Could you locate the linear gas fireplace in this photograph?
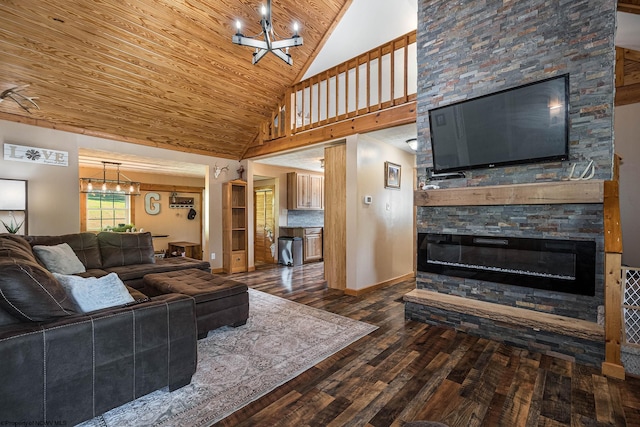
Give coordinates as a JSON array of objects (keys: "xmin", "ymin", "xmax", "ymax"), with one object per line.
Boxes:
[{"xmin": 417, "ymin": 233, "xmax": 596, "ymax": 296}]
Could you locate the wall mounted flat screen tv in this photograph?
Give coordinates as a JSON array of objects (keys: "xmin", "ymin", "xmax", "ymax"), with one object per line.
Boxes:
[{"xmin": 428, "ymin": 74, "xmax": 570, "ymax": 173}]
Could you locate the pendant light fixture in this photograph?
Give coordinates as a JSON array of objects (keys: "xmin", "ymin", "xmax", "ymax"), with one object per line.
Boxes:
[
  {"xmin": 232, "ymin": 0, "xmax": 303, "ymax": 65},
  {"xmin": 79, "ymin": 161, "xmax": 141, "ymax": 196}
]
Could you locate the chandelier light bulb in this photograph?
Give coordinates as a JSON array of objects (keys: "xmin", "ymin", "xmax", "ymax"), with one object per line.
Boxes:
[
  {"xmin": 129, "ymin": 183, "xmax": 134, "ymax": 193},
  {"xmin": 261, "ymin": 5, "xmax": 267, "ymax": 16},
  {"xmin": 236, "ymin": 20, "xmax": 242, "ymax": 31},
  {"xmin": 116, "ymin": 183, "xmax": 121, "ymax": 192},
  {"xmin": 102, "ymin": 182, "xmax": 107, "ymax": 191},
  {"xmin": 293, "ymin": 22, "xmax": 299, "ymax": 33},
  {"xmin": 87, "ymin": 180, "xmax": 93, "ymax": 191}
]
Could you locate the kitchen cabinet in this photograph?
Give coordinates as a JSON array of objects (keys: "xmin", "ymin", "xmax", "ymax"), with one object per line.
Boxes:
[
  {"xmin": 222, "ymin": 180, "xmax": 248, "ymax": 273},
  {"xmin": 302, "ymin": 227, "xmax": 323, "ymax": 262},
  {"xmin": 279, "ymin": 227, "xmax": 323, "ymax": 263},
  {"xmin": 287, "ymin": 172, "xmax": 324, "ymax": 210}
]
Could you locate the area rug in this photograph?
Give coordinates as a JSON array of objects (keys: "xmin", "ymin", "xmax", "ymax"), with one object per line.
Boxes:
[{"xmin": 79, "ymin": 289, "xmax": 377, "ymax": 427}]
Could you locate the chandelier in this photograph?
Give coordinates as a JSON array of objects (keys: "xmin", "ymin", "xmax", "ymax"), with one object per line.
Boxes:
[
  {"xmin": 79, "ymin": 161, "xmax": 141, "ymax": 196},
  {"xmin": 232, "ymin": 0, "xmax": 303, "ymax": 65}
]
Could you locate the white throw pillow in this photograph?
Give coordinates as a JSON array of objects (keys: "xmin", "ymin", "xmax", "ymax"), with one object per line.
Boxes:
[
  {"xmin": 33, "ymin": 243, "xmax": 87, "ymax": 274},
  {"xmin": 53, "ymin": 272, "xmax": 135, "ymax": 313}
]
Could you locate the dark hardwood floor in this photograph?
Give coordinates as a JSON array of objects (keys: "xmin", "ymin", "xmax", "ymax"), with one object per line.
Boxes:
[{"xmin": 215, "ymin": 262, "xmax": 640, "ymax": 427}]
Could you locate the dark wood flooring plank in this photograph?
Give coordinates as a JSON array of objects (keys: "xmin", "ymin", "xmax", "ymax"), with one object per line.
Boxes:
[
  {"xmin": 593, "ymin": 375, "xmax": 615, "ymax": 424},
  {"xmin": 326, "ymin": 380, "xmax": 387, "ymax": 427},
  {"xmin": 211, "ymin": 263, "xmax": 640, "ymax": 427},
  {"xmin": 497, "ymin": 357, "xmax": 539, "ymax": 426},
  {"xmin": 541, "ymin": 370, "xmax": 572, "ymax": 424}
]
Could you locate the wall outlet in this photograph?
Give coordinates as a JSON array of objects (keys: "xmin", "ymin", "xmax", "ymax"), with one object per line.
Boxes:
[{"xmin": 210, "ymin": 253, "xmax": 216, "ymax": 260}]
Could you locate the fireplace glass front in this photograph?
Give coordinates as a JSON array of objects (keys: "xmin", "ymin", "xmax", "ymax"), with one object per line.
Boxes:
[{"xmin": 418, "ymin": 233, "xmax": 596, "ymax": 296}]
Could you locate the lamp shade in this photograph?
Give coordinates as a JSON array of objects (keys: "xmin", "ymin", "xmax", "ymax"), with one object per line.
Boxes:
[{"xmin": 0, "ymin": 179, "xmax": 27, "ymax": 210}]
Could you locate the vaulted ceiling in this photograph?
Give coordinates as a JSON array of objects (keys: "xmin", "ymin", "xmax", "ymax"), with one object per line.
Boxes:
[{"xmin": 0, "ymin": 0, "xmax": 350, "ymax": 160}]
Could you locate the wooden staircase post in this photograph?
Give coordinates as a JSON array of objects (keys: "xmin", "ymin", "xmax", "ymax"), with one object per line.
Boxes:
[{"xmin": 602, "ymin": 180, "xmax": 625, "ymax": 379}]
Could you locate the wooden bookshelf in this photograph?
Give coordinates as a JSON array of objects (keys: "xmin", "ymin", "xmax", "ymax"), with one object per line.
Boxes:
[{"xmin": 222, "ymin": 180, "xmax": 248, "ymax": 273}]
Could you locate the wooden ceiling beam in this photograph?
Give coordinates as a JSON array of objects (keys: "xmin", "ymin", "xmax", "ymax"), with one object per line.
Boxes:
[
  {"xmin": 618, "ymin": 2, "xmax": 640, "ymax": 14},
  {"xmin": 0, "ymin": 111, "xmax": 239, "ymax": 159},
  {"xmin": 616, "ymin": 47, "xmax": 640, "ymax": 105},
  {"xmin": 616, "ymin": 82, "xmax": 640, "ymax": 106}
]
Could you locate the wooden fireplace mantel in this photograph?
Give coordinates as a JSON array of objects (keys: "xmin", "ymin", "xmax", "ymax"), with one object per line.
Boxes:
[{"xmin": 415, "ymin": 180, "xmax": 604, "ymax": 207}]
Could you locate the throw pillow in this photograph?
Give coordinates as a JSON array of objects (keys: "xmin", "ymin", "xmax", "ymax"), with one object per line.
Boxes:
[
  {"xmin": 0, "ymin": 258, "xmax": 77, "ymax": 322},
  {"xmin": 53, "ymin": 272, "xmax": 135, "ymax": 313},
  {"xmin": 26, "ymin": 233, "xmax": 103, "ymax": 269},
  {"xmin": 33, "ymin": 243, "xmax": 87, "ymax": 274}
]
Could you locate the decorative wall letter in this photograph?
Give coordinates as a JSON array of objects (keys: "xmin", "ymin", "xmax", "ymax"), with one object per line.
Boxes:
[{"xmin": 144, "ymin": 192, "xmax": 160, "ymax": 215}]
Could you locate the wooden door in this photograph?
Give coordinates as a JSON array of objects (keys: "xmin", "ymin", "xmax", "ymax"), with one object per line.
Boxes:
[{"xmin": 254, "ymin": 186, "xmax": 276, "ymax": 265}]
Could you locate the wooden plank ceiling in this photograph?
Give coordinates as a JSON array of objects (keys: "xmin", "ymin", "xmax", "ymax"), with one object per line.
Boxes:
[{"xmin": 0, "ymin": 0, "xmax": 349, "ymax": 159}]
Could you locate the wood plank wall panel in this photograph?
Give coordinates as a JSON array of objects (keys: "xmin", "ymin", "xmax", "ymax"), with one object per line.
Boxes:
[{"xmin": 0, "ymin": 0, "xmax": 349, "ymax": 159}]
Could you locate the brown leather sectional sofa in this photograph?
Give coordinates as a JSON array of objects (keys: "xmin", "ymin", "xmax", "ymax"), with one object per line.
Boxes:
[
  {"xmin": 25, "ymin": 231, "xmax": 211, "ymax": 293},
  {"xmin": 0, "ymin": 231, "xmax": 211, "ymax": 425}
]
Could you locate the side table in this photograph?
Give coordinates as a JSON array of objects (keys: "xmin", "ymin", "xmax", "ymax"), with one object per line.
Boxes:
[{"xmin": 168, "ymin": 241, "xmax": 202, "ymax": 260}]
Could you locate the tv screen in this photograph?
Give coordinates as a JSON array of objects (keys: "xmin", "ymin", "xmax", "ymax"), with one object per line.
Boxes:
[{"xmin": 428, "ymin": 74, "xmax": 569, "ymax": 173}]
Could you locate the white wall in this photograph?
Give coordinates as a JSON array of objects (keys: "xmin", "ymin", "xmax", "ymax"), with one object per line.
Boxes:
[
  {"xmin": 303, "ymin": 0, "xmax": 418, "ymax": 79},
  {"xmin": 1, "ymin": 122, "xmax": 81, "ymax": 235},
  {"xmin": 0, "ymin": 119, "xmax": 235, "ymax": 270},
  {"xmin": 615, "ymin": 103, "xmax": 640, "ymax": 267},
  {"xmin": 346, "ymin": 134, "xmax": 415, "ymax": 290}
]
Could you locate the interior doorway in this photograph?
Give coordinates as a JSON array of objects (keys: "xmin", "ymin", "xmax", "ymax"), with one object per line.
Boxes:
[{"xmin": 254, "ymin": 185, "xmax": 276, "ymax": 265}]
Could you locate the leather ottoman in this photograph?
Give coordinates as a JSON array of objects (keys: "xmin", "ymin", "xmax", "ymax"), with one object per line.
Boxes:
[{"xmin": 144, "ymin": 268, "xmax": 249, "ymax": 338}]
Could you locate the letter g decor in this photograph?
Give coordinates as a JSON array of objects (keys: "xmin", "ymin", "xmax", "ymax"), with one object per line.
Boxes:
[{"xmin": 144, "ymin": 192, "xmax": 161, "ymax": 215}]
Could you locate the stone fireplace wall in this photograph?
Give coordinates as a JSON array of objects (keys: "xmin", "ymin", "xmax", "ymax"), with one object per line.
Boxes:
[
  {"xmin": 413, "ymin": 0, "xmax": 616, "ymax": 324},
  {"xmin": 416, "ymin": 204, "xmax": 604, "ymax": 322}
]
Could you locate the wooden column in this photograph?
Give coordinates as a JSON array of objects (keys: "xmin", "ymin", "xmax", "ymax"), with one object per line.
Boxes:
[
  {"xmin": 602, "ymin": 180, "xmax": 625, "ymax": 379},
  {"xmin": 324, "ymin": 144, "xmax": 346, "ymax": 290}
]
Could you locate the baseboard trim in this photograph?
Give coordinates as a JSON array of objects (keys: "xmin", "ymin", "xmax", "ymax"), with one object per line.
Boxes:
[{"xmin": 344, "ymin": 272, "xmax": 415, "ymax": 296}]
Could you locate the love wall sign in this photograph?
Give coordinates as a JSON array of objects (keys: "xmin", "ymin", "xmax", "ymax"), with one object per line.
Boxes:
[{"xmin": 4, "ymin": 143, "xmax": 69, "ymax": 167}]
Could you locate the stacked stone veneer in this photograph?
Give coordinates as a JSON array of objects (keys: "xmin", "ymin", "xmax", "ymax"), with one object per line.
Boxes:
[{"xmin": 408, "ymin": 0, "xmax": 616, "ymax": 365}]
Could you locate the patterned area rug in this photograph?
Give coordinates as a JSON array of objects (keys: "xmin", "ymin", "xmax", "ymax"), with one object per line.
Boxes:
[{"xmin": 80, "ymin": 289, "xmax": 377, "ymax": 426}]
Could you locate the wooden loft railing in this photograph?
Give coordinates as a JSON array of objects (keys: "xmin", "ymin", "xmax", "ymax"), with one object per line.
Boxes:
[{"xmin": 259, "ymin": 31, "xmax": 417, "ymax": 144}]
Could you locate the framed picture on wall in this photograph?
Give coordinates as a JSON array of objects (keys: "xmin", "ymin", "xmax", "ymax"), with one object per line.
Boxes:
[{"xmin": 384, "ymin": 161, "xmax": 401, "ymax": 189}]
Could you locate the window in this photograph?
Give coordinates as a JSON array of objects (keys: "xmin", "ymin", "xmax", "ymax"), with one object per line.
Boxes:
[{"xmin": 85, "ymin": 193, "xmax": 130, "ymax": 231}]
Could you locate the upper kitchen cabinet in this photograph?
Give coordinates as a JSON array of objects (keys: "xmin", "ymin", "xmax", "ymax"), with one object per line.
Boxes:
[{"xmin": 287, "ymin": 172, "xmax": 324, "ymax": 210}]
